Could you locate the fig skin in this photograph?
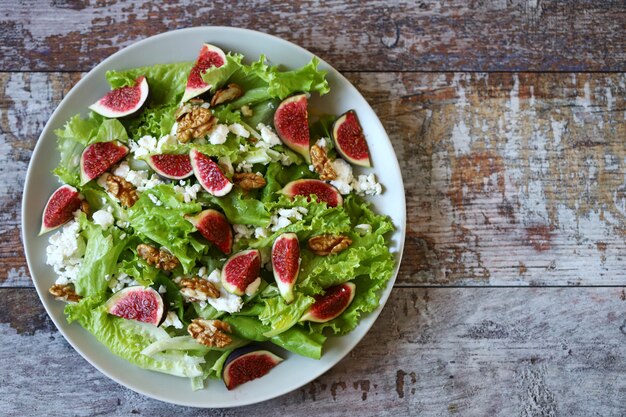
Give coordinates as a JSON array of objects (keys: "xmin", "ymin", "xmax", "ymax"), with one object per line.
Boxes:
[
  {"xmin": 331, "ymin": 110, "xmax": 372, "ymax": 167},
  {"xmin": 272, "ymin": 233, "xmax": 300, "ymax": 303},
  {"xmin": 79, "ymin": 141, "xmax": 129, "ymax": 185},
  {"xmin": 89, "ymin": 76, "xmax": 150, "ymax": 119},
  {"xmin": 182, "ymin": 44, "xmax": 227, "ymax": 103},
  {"xmin": 190, "ymin": 149, "xmax": 233, "ymax": 197},
  {"xmin": 185, "ymin": 209, "xmax": 233, "ymax": 255},
  {"xmin": 300, "ymin": 282, "xmax": 356, "ymax": 323},
  {"xmin": 105, "ymin": 286, "xmax": 165, "ymax": 326},
  {"xmin": 221, "ymin": 249, "xmax": 262, "ymax": 296},
  {"xmin": 147, "ymin": 153, "xmax": 193, "ymax": 180},
  {"xmin": 40, "ymin": 185, "xmax": 82, "ymax": 235},
  {"xmin": 222, "ymin": 346, "xmax": 283, "ymax": 390},
  {"xmin": 281, "ymin": 179, "xmax": 343, "ymax": 207},
  {"xmin": 273, "ymin": 94, "xmax": 311, "ymax": 162}
]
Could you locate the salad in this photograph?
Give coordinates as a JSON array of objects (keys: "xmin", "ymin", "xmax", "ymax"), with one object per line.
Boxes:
[{"xmin": 40, "ymin": 43, "xmax": 395, "ymax": 391}]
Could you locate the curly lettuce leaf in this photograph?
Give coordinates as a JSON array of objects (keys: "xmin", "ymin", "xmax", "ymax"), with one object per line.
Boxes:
[
  {"xmin": 202, "ymin": 188, "xmax": 271, "ymax": 227},
  {"xmin": 128, "ymin": 184, "xmax": 205, "ymax": 273},
  {"xmin": 258, "ymin": 291, "xmax": 314, "ymax": 337},
  {"xmin": 106, "ymin": 62, "xmax": 193, "ymax": 106},
  {"xmin": 200, "ymin": 53, "xmax": 244, "ymax": 92},
  {"xmin": 74, "ymin": 214, "xmax": 130, "ymax": 297},
  {"xmin": 261, "ymin": 162, "xmax": 315, "ymax": 203},
  {"xmin": 125, "ymin": 103, "xmax": 177, "ymax": 140},
  {"xmin": 65, "ymin": 299, "xmax": 204, "ymax": 378}
]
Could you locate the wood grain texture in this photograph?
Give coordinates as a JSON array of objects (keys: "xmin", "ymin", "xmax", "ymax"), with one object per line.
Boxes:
[
  {"xmin": 1, "ymin": 0, "xmax": 626, "ymax": 72},
  {"xmin": 2, "ymin": 72, "xmax": 625, "ymax": 286},
  {"xmin": 2, "ymin": 287, "xmax": 625, "ymax": 416}
]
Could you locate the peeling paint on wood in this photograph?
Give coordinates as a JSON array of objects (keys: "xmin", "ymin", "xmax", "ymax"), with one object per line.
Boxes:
[
  {"xmin": 1, "ymin": 287, "xmax": 624, "ymax": 416},
  {"xmin": 1, "ymin": 1, "xmax": 625, "ymax": 72},
  {"xmin": 2, "ymin": 72, "xmax": 625, "ymax": 286}
]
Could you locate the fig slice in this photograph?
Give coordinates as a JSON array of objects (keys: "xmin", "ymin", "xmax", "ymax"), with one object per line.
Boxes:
[
  {"xmin": 331, "ymin": 110, "xmax": 372, "ymax": 167},
  {"xmin": 221, "ymin": 249, "xmax": 262, "ymax": 296},
  {"xmin": 89, "ymin": 76, "xmax": 149, "ymax": 119},
  {"xmin": 190, "ymin": 149, "xmax": 233, "ymax": 197},
  {"xmin": 185, "ymin": 209, "xmax": 233, "ymax": 255},
  {"xmin": 223, "ymin": 346, "xmax": 283, "ymax": 390},
  {"xmin": 281, "ymin": 179, "xmax": 343, "ymax": 207},
  {"xmin": 105, "ymin": 286, "xmax": 165, "ymax": 326},
  {"xmin": 40, "ymin": 185, "xmax": 82, "ymax": 235},
  {"xmin": 80, "ymin": 141, "xmax": 129, "ymax": 185},
  {"xmin": 182, "ymin": 43, "xmax": 227, "ymax": 103},
  {"xmin": 147, "ymin": 153, "xmax": 193, "ymax": 180},
  {"xmin": 272, "ymin": 233, "xmax": 300, "ymax": 303},
  {"xmin": 300, "ymin": 282, "xmax": 356, "ymax": 323},
  {"xmin": 273, "ymin": 94, "xmax": 311, "ymax": 162}
]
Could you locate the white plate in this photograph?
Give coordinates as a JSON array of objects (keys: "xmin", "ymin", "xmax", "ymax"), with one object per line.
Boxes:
[{"xmin": 22, "ymin": 27, "xmax": 406, "ymax": 407}]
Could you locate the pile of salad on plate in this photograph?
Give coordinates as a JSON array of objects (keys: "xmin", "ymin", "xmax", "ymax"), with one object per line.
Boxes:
[{"xmin": 40, "ymin": 43, "xmax": 394, "ymax": 390}]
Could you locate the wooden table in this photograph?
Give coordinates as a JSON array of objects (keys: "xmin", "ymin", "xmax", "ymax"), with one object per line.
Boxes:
[{"xmin": 2, "ymin": 1, "xmax": 625, "ymax": 415}]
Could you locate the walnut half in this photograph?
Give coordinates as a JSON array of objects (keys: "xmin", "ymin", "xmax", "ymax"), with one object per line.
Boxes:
[
  {"xmin": 176, "ymin": 106, "xmax": 216, "ymax": 143},
  {"xmin": 188, "ymin": 319, "xmax": 232, "ymax": 348},
  {"xmin": 178, "ymin": 277, "xmax": 220, "ymax": 302},
  {"xmin": 137, "ymin": 243, "xmax": 180, "ymax": 271},
  {"xmin": 210, "ymin": 83, "xmax": 243, "ymax": 107},
  {"xmin": 308, "ymin": 234, "xmax": 352, "ymax": 256},
  {"xmin": 49, "ymin": 284, "xmax": 81, "ymax": 303},
  {"xmin": 233, "ymin": 172, "xmax": 266, "ymax": 191},
  {"xmin": 106, "ymin": 174, "xmax": 138, "ymax": 208},
  {"xmin": 310, "ymin": 144, "xmax": 337, "ymax": 180}
]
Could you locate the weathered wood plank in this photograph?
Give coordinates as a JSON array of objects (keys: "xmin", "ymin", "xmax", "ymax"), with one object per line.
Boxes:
[
  {"xmin": 2, "ymin": 287, "xmax": 625, "ymax": 416},
  {"xmin": 2, "ymin": 72, "xmax": 626, "ymax": 286},
  {"xmin": 1, "ymin": 0, "xmax": 626, "ymax": 72}
]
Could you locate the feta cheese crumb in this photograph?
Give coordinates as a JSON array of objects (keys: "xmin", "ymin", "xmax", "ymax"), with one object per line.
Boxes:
[
  {"xmin": 233, "ymin": 224, "xmax": 254, "ymax": 241},
  {"xmin": 256, "ymin": 123, "xmax": 282, "ymax": 147},
  {"xmin": 108, "ymin": 272, "xmax": 138, "ymax": 293},
  {"xmin": 116, "ymin": 220, "xmax": 130, "ymax": 229},
  {"xmin": 254, "ymin": 226, "xmax": 269, "ymax": 239},
  {"xmin": 156, "ymin": 134, "xmax": 177, "ymax": 152},
  {"xmin": 130, "ymin": 135, "xmax": 158, "ymax": 159},
  {"xmin": 269, "ymin": 206, "xmax": 308, "ymax": 231},
  {"xmin": 201, "ymin": 269, "xmax": 243, "ymax": 313},
  {"xmin": 112, "ymin": 161, "xmax": 131, "ymax": 178},
  {"xmin": 92, "ymin": 209, "xmax": 115, "ymax": 229},
  {"xmin": 228, "ymin": 123, "xmax": 250, "ymax": 138},
  {"xmin": 352, "ymin": 173, "xmax": 382, "ymax": 196},
  {"xmin": 174, "ymin": 183, "xmax": 202, "ymax": 203},
  {"xmin": 46, "ymin": 220, "xmax": 85, "ymax": 285},
  {"xmin": 315, "ymin": 137, "xmax": 328, "ymax": 148},
  {"xmin": 160, "ymin": 311, "xmax": 183, "ymax": 329},
  {"xmin": 236, "ymin": 161, "xmax": 253, "ymax": 173},
  {"xmin": 148, "ymin": 193, "xmax": 162, "ymax": 206},
  {"xmin": 329, "ymin": 158, "xmax": 354, "ymax": 195},
  {"xmin": 158, "ymin": 285, "xmax": 167, "ymax": 294},
  {"xmin": 355, "ymin": 223, "xmax": 372, "ymax": 235},
  {"xmin": 208, "ymin": 124, "xmax": 230, "ymax": 145}
]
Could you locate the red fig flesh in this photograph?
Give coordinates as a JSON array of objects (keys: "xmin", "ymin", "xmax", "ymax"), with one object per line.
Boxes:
[
  {"xmin": 185, "ymin": 209, "xmax": 233, "ymax": 254},
  {"xmin": 105, "ymin": 286, "xmax": 165, "ymax": 325},
  {"xmin": 300, "ymin": 282, "xmax": 356, "ymax": 323},
  {"xmin": 190, "ymin": 149, "xmax": 233, "ymax": 197},
  {"xmin": 281, "ymin": 179, "xmax": 343, "ymax": 207},
  {"xmin": 182, "ymin": 44, "xmax": 227, "ymax": 103},
  {"xmin": 147, "ymin": 153, "xmax": 193, "ymax": 180},
  {"xmin": 221, "ymin": 249, "xmax": 261, "ymax": 296},
  {"xmin": 272, "ymin": 233, "xmax": 300, "ymax": 303},
  {"xmin": 223, "ymin": 347, "xmax": 283, "ymax": 390},
  {"xmin": 273, "ymin": 94, "xmax": 310, "ymax": 162},
  {"xmin": 80, "ymin": 141, "xmax": 129, "ymax": 185},
  {"xmin": 89, "ymin": 76, "xmax": 149, "ymax": 118},
  {"xmin": 40, "ymin": 185, "xmax": 82, "ymax": 235},
  {"xmin": 332, "ymin": 110, "xmax": 372, "ymax": 167}
]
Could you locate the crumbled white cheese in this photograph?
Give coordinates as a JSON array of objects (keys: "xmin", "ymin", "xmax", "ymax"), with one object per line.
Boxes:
[
  {"xmin": 236, "ymin": 161, "xmax": 253, "ymax": 173},
  {"xmin": 199, "ymin": 269, "xmax": 243, "ymax": 313},
  {"xmin": 108, "ymin": 272, "xmax": 137, "ymax": 293},
  {"xmin": 156, "ymin": 134, "xmax": 177, "ymax": 152},
  {"xmin": 130, "ymin": 135, "xmax": 158, "ymax": 159},
  {"xmin": 315, "ymin": 137, "xmax": 328, "ymax": 148},
  {"xmin": 148, "ymin": 193, "xmax": 162, "ymax": 206},
  {"xmin": 233, "ymin": 224, "xmax": 254, "ymax": 241},
  {"xmin": 46, "ymin": 220, "xmax": 85, "ymax": 285},
  {"xmin": 208, "ymin": 124, "xmax": 230, "ymax": 145},
  {"xmin": 228, "ymin": 123, "xmax": 250, "ymax": 138},
  {"xmin": 269, "ymin": 206, "xmax": 308, "ymax": 231},
  {"xmin": 254, "ymin": 226, "xmax": 269, "ymax": 239},
  {"xmin": 116, "ymin": 220, "xmax": 130, "ymax": 229},
  {"xmin": 158, "ymin": 285, "xmax": 167, "ymax": 294},
  {"xmin": 92, "ymin": 208, "xmax": 115, "ymax": 229},
  {"xmin": 160, "ymin": 311, "xmax": 183, "ymax": 329},
  {"xmin": 125, "ymin": 169, "xmax": 149, "ymax": 188},
  {"xmin": 329, "ymin": 158, "xmax": 354, "ymax": 195},
  {"xmin": 355, "ymin": 223, "xmax": 372, "ymax": 235},
  {"xmin": 308, "ymin": 164, "xmax": 315, "ymax": 172},
  {"xmin": 256, "ymin": 123, "xmax": 282, "ymax": 147},
  {"xmin": 116, "ymin": 163, "xmax": 163, "ymax": 192},
  {"xmin": 173, "ymin": 183, "xmax": 202, "ymax": 203},
  {"xmin": 352, "ymin": 173, "xmax": 382, "ymax": 196}
]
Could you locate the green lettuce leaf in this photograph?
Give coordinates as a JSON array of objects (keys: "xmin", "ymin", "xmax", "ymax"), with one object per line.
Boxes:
[
  {"xmin": 74, "ymin": 214, "xmax": 130, "ymax": 297},
  {"xmin": 106, "ymin": 62, "xmax": 193, "ymax": 106},
  {"xmin": 258, "ymin": 291, "xmax": 314, "ymax": 337},
  {"xmin": 128, "ymin": 184, "xmax": 205, "ymax": 273},
  {"xmin": 65, "ymin": 299, "xmax": 204, "ymax": 378},
  {"xmin": 203, "ymin": 188, "xmax": 271, "ymax": 227}
]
